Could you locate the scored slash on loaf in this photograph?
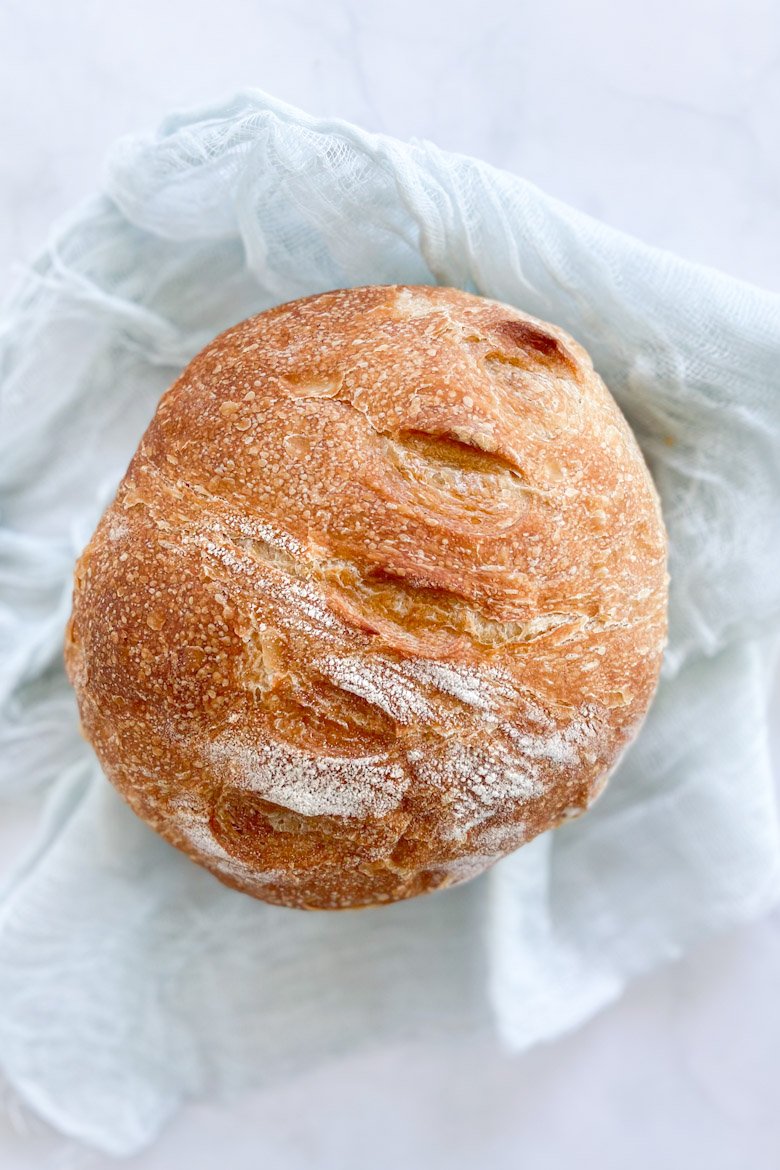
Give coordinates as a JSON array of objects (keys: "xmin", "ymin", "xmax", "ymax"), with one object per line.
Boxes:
[{"xmin": 65, "ymin": 285, "xmax": 668, "ymax": 909}]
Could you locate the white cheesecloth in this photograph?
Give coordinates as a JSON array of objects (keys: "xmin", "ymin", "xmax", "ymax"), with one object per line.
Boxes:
[{"xmin": 1, "ymin": 91, "xmax": 779, "ymax": 1155}]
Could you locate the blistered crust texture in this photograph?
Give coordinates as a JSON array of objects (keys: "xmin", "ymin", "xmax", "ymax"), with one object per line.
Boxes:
[{"xmin": 65, "ymin": 285, "xmax": 668, "ymax": 909}]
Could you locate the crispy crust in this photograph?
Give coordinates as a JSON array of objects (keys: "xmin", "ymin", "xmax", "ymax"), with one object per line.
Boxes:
[{"xmin": 65, "ymin": 285, "xmax": 668, "ymax": 909}]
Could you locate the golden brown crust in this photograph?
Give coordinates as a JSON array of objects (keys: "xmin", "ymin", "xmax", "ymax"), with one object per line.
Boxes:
[{"xmin": 65, "ymin": 285, "xmax": 668, "ymax": 909}]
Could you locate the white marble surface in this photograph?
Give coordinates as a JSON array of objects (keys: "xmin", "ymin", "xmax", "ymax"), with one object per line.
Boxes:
[{"xmin": 1, "ymin": 0, "xmax": 780, "ymax": 1166}]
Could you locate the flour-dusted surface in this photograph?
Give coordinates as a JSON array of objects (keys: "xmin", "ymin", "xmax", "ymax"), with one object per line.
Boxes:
[
  {"xmin": 64, "ymin": 285, "xmax": 668, "ymax": 909},
  {"xmin": 207, "ymin": 735, "xmax": 409, "ymax": 818}
]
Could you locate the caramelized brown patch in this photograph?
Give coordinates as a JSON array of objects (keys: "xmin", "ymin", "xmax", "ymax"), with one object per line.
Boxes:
[
  {"xmin": 393, "ymin": 428, "xmax": 523, "ymax": 476},
  {"xmin": 495, "ymin": 318, "xmax": 578, "ymax": 371}
]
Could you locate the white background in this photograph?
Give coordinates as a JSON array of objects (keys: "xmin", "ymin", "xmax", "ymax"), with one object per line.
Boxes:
[{"xmin": 2, "ymin": 1, "xmax": 780, "ymax": 1167}]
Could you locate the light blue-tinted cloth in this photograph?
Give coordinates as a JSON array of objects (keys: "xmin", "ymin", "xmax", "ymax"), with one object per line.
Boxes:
[{"xmin": 1, "ymin": 91, "xmax": 779, "ymax": 1155}]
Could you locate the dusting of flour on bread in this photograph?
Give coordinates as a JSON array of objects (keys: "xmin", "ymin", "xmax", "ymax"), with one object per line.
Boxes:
[{"xmin": 206, "ymin": 735, "xmax": 408, "ymax": 819}]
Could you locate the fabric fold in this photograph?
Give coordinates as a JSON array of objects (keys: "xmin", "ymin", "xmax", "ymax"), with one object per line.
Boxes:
[{"xmin": 1, "ymin": 89, "xmax": 779, "ymax": 1154}]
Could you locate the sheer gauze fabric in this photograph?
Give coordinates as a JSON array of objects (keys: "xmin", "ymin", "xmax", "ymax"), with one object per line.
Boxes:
[{"xmin": 1, "ymin": 91, "xmax": 779, "ymax": 1156}]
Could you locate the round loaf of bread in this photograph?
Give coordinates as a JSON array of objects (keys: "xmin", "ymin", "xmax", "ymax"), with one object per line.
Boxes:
[{"xmin": 65, "ymin": 285, "xmax": 668, "ymax": 910}]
